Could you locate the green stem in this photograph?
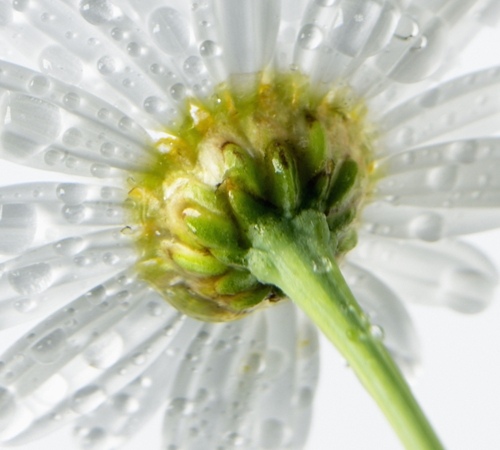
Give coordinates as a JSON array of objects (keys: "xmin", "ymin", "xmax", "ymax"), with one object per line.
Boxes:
[{"xmin": 247, "ymin": 211, "xmax": 444, "ymax": 450}]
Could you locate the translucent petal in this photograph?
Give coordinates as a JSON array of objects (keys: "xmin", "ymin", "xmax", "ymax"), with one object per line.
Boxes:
[
  {"xmin": 0, "ymin": 227, "xmax": 136, "ymax": 329},
  {"xmin": 160, "ymin": 301, "xmax": 319, "ymax": 450},
  {"xmin": 342, "ymin": 262, "xmax": 421, "ymax": 375},
  {"xmin": 374, "ymin": 138, "xmax": 500, "ymax": 208},
  {"xmin": 0, "ymin": 0, "xmax": 186, "ymax": 125},
  {"xmin": 0, "ymin": 62, "xmax": 155, "ymax": 177},
  {"xmin": 349, "ymin": 234, "xmax": 498, "ymax": 313},
  {"xmin": 293, "ymin": 0, "xmax": 400, "ymax": 87},
  {"xmin": 380, "ymin": 67, "xmax": 500, "ymax": 153},
  {"xmin": 0, "ymin": 273, "xmax": 182, "ymax": 444},
  {"xmin": 73, "ymin": 317, "xmax": 206, "ymax": 450}
]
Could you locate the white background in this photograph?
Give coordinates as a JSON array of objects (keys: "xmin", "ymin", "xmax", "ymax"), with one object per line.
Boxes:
[{"xmin": 1, "ymin": 17, "xmax": 500, "ymax": 450}]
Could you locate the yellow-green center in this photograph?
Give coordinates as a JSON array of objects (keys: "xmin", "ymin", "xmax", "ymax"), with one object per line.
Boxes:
[{"xmin": 129, "ymin": 73, "xmax": 375, "ymax": 321}]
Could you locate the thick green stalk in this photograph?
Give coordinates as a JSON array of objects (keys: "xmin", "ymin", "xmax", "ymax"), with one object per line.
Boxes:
[{"xmin": 247, "ymin": 210, "xmax": 444, "ymax": 450}]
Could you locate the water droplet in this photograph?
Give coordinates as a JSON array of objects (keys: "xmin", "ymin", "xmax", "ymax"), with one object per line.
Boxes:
[
  {"xmin": 12, "ymin": 0, "xmax": 29, "ymax": 12},
  {"xmin": 56, "ymin": 183, "xmax": 88, "ymax": 205},
  {"xmin": 114, "ymin": 393, "xmax": 140, "ymax": 414},
  {"xmin": 170, "ymin": 83, "xmax": 186, "ymax": 101},
  {"xmin": 149, "ymin": 8, "xmax": 190, "ymax": 55},
  {"xmin": 183, "ymin": 55, "xmax": 203, "ymax": 76},
  {"xmin": 411, "ymin": 35, "xmax": 428, "ymax": 50},
  {"xmin": 118, "ymin": 116, "xmax": 133, "ymax": 131},
  {"xmin": 448, "ymin": 141, "xmax": 477, "ymax": 164},
  {"xmin": 62, "ymin": 127, "xmax": 83, "ymax": 147},
  {"xmin": 78, "ymin": 427, "xmax": 108, "ymax": 448},
  {"xmin": 44, "ymin": 148, "xmax": 65, "ymax": 166},
  {"xmin": 241, "ymin": 352, "xmax": 264, "ymax": 375},
  {"xmin": 97, "ymin": 108, "xmax": 110, "ymax": 120},
  {"xmin": 63, "ymin": 92, "xmax": 80, "ymax": 110},
  {"xmin": 127, "ymin": 41, "xmax": 144, "ymax": 57},
  {"xmin": 408, "ymin": 213, "xmax": 444, "ymax": 241},
  {"xmin": 84, "ymin": 332, "xmax": 123, "ymax": 369},
  {"xmin": 62, "ymin": 204, "xmax": 87, "ymax": 224},
  {"xmin": 394, "ymin": 15, "xmax": 419, "ymax": 40},
  {"xmin": 296, "ymin": 387, "xmax": 313, "ymax": 408},
  {"xmin": 426, "ymin": 165, "xmax": 458, "ymax": 191},
  {"xmin": 370, "ymin": 324, "xmax": 385, "ymax": 340},
  {"xmin": 97, "ymin": 56, "xmax": 118, "ymax": 75},
  {"xmin": 8, "ymin": 263, "xmax": 52, "ymax": 295},
  {"xmin": 30, "ymin": 328, "xmax": 66, "ymax": 363},
  {"xmin": 72, "ymin": 385, "xmax": 106, "ymax": 414},
  {"xmin": 132, "ymin": 352, "xmax": 146, "ymax": 366},
  {"xmin": 80, "ymin": 0, "xmax": 120, "ymax": 25},
  {"xmin": 419, "ymin": 89, "xmax": 442, "ymax": 108},
  {"xmin": 315, "ymin": 0, "xmax": 335, "ymax": 6},
  {"xmin": 0, "ymin": 387, "xmax": 15, "ymax": 429},
  {"xmin": 199, "ymin": 40, "xmax": 221, "ymax": 57},
  {"xmin": 439, "ymin": 268, "xmax": 495, "ymax": 313},
  {"xmin": 143, "ymin": 96, "xmax": 165, "ymax": 114},
  {"xmin": 147, "ymin": 301, "xmax": 164, "ymax": 317},
  {"xmin": 259, "ymin": 419, "xmax": 285, "ymax": 448},
  {"xmin": 13, "ymin": 297, "xmax": 37, "ymax": 313},
  {"xmin": 298, "ymin": 24, "xmax": 323, "ymax": 50},
  {"xmin": 91, "ymin": 163, "xmax": 111, "ymax": 178},
  {"xmin": 28, "ymin": 75, "xmax": 51, "ymax": 95},
  {"xmin": 166, "ymin": 397, "xmax": 194, "ymax": 416},
  {"xmin": 85, "ymin": 285, "xmax": 107, "ymax": 304}
]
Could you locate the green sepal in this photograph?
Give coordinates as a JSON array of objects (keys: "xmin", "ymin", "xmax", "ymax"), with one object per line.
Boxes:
[
  {"xmin": 226, "ymin": 285, "xmax": 274, "ymax": 311},
  {"xmin": 169, "ymin": 243, "xmax": 228, "ymax": 276},
  {"xmin": 226, "ymin": 187, "xmax": 273, "ymax": 232},
  {"xmin": 222, "ymin": 143, "xmax": 264, "ymax": 197},
  {"xmin": 183, "ymin": 206, "xmax": 240, "ymax": 250},
  {"xmin": 302, "ymin": 159, "xmax": 335, "ymax": 210},
  {"xmin": 215, "ymin": 269, "xmax": 259, "ymax": 295},
  {"xmin": 306, "ymin": 120, "xmax": 328, "ymax": 177},
  {"xmin": 265, "ymin": 141, "xmax": 301, "ymax": 216},
  {"xmin": 327, "ymin": 159, "xmax": 358, "ymax": 208}
]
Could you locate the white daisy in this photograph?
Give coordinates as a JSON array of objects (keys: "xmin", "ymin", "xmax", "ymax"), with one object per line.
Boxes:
[{"xmin": 0, "ymin": 1, "xmax": 499, "ymax": 449}]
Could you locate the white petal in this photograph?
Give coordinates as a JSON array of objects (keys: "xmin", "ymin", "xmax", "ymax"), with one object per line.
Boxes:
[
  {"xmin": 342, "ymin": 262, "xmax": 421, "ymax": 375},
  {"xmin": 374, "ymin": 138, "xmax": 500, "ymax": 208},
  {"xmin": 349, "ymin": 234, "xmax": 498, "ymax": 313},
  {"xmin": 160, "ymin": 301, "xmax": 319, "ymax": 450},
  {"xmin": 0, "ymin": 183, "xmax": 130, "ymax": 256},
  {"xmin": 0, "ymin": 62, "xmax": 155, "ymax": 177},
  {"xmin": 0, "ymin": 227, "xmax": 136, "ymax": 329},
  {"xmin": 0, "ymin": 273, "xmax": 182, "ymax": 445},
  {"xmin": 380, "ymin": 67, "xmax": 500, "ymax": 153}
]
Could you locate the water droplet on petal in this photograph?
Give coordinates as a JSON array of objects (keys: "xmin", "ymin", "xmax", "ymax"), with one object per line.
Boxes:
[
  {"xmin": 8, "ymin": 263, "xmax": 53, "ymax": 295},
  {"xmin": 97, "ymin": 56, "xmax": 118, "ymax": 75},
  {"xmin": 72, "ymin": 385, "xmax": 106, "ymax": 414},
  {"xmin": 30, "ymin": 328, "xmax": 67, "ymax": 363},
  {"xmin": 298, "ymin": 24, "xmax": 323, "ymax": 50},
  {"xmin": 114, "ymin": 393, "xmax": 140, "ymax": 414},
  {"xmin": 56, "ymin": 183, "xmax": 88, "ymax": 204},
  {"xmin": 426, "ymin": 165, "xmax": 458, "ymax": 191},
  {"xmin": 28, "ymin": 75, "xmax": 51, "ymax": 95},
  {"xmin": 408, "ymin": 213, "xmax": 444, "ymax": 241},
  {"xmin": 199, "ymin": 40, "xmax": 221, "ymax": 57},
  {"xmin": 80, "ymin": 0, "xmax": 120, "ymax": 25},
  {"xmin": 259, "ymin": 419, "xmax": 285, "ymax": 448}
]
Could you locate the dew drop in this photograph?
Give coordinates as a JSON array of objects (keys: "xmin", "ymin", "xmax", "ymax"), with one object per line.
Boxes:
[
  {"xmin": 241, "ymin": 352, "xmax": 264, "ymax": 375},
  {"xmin": 183, "ymin": 55, "xmax": 203, "ymax": 76},
  {"xmin": 439, "ymin": 268, "xmax": 495, "ymax": 313},
  {"xmin": 170, "ymin": 83, "xmax": 186, "ymax": 101},
  {"xmin": 80, "ymin": 0, "xmax": 120, "ymax": 25},
  {"xmin": 30, "ymin": 328, "xmax": 66, "ymax": 363},
  {"xmin": 0, "ymin": 387, "xmax": 15, "ymax": 429},
  {"xmin": 114, "ymin": 393, "xmax": 140, "ymax": 414},
  {"xmin": 127, "ymin": 42, "xmax": 144, "ymax": 57},
  {"xmin": 91, "ymin": 163, "xmax": 111, "ymax": 178},
  {"xmin": 72, "ymin": 385, "xmax": 106, "ymax": 414},
  {"xmin": 62, "ymin": 204, "xmax": 87, "ymax": 224},
  {"xmin": 199, "ymin": 40, "xmax": 221, "ymax": 57},
  {"xmin": 56, "ymin": 183, "xmax": 88, "ymax": 205},
  {"xmin": 370, "ymin": 324, "xmax": 385, "ymax": 340},
  {"xmin": 63, "ymin": 92, "xmax": 80, "ymax": 110},
  {"xmin": 448, "ymin": 141, "xmax": 477, "ymax": 164},
  {"xmin": 97, "ymin": 56, "xmax": 118, "ymax": 75},
  {"xmin": 259, "ymin": 419, "xmax": 285, "ymax": 448},
  {"xmin": 143, "ymin": 96, "xmax": 165, "ymax": 114},
  {"xmin": 8, "ymin": 263, "xmax": 52, "ymax": 295},
  {"xmin": 166, "ymin": 397, "xmax": 194, "ymax": 416},
  {"xmin": 12, "ymin": 0, "xmax": 29, "ymax": 12},
  {"xmin": 85, "ymin": 285, "xmax": 107, "ymax": 304},
  {"xmin": 28, "ymin": 75, "xmax": 51, "ymax": 95},
  {"xmin": 62, "ymin": 128, "xmax": 83, "ymax": 147},
  {"xmin": 44, "ymin": 149, "xmax": 65, "ymax": 166},
  {"xmin": 297, "ymin": 24, "xmax": 323, "ymax": 50},
  {"xmin": 84, "ymin": 332, "xmax": 123, "ymax": 369},
  {"xmin": 408, "ymin": 213, "xmax": 444, "ymax": 242},
  {"xmin": 296, "ymin": 387, "xmax": 313, "ymax": 408},
  {"xmin": 13, "ymin": 297, "xmax": 37, "ymax": 313},
  {"xmin": 426, "ymin": 165, "xmax": 458, "ymax": 191}
]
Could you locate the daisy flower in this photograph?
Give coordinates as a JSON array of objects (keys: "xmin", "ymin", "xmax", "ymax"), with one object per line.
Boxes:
[{"xmin": 0, "ymin": 0, "xmax": 499, "ymax": 449}]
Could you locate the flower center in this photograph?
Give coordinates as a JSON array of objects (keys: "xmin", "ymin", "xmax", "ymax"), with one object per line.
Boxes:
[{"xmin": 129, "ymin": 73, "xmax": 375, "ymax": 322}]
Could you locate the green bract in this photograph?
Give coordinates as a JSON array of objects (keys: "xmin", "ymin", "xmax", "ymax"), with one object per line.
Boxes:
[{"xmin": 129, "ymin": 74, "xmax": 375, "ymax": 321}]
